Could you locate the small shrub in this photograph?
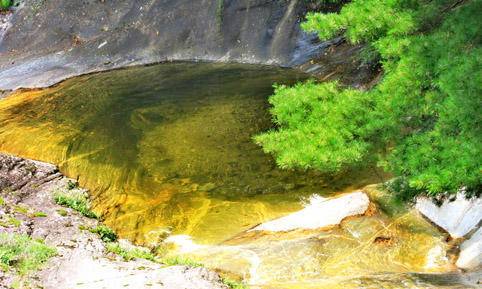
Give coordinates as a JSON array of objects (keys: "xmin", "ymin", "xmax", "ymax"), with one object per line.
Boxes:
[
  {"xmin": 56, "ymin": 209, "xmax": 68, "ymax": 217},
  {"xmin": 13, "ymin": 205, "xmax": 29, "ymax": 215},
  {"xmin": 0, "ymin": 217, "xmax": 20, "ymax": 228},
  {"xmin": 106, "ymin": 243, "xmax": 156, "ymax": 262},
  {"xmin": 0, "ymin": 233, "xmax": 56, "ymax": 275},
  {"xmin": 386, "ymin": 177, "xmax": 424, "ymax": 203},
  {"xmin": 32, "ymin": 212, "xmax": 47, "ymax": 218},
  {"xmin": 66, "ymin": 180, "xmax": 77, "ymax": 190},
  {"xmin": 90, "ymin": 225, "xmax": 117, "ymax": 242},
  {"xmin": 78, "ymin": 225, "xmax": 88, "ymax": 231},
  {"xmin": 0, "ymin": 0, "xmax": 12, "ymax": 10},
  {"xmin": 7, "ymin": 217, "xmax": 21, "ymax": 227},
  {"xmin": 222, "ymin": 278, "xmax": 249, "ymax": 289},
  {"xmin": 162, "ymin": 256, "xmax": 203, "ymax": 267},
  {"xmin": 54, "ymin": 190, "xmax": 97, "ymax": 219}
]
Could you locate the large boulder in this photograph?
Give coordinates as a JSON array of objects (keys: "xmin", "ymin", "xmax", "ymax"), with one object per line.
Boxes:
[
  {"xmin": 252, "ymin": 191, "xmax": 370, "ymax": 232},
  {"xmin": 456, "ymin": 227, "xmax": 482, "ymax": 270},
  {"xmin": 415, "ymin": 193, "xmax": 482, "ymax": 238}
]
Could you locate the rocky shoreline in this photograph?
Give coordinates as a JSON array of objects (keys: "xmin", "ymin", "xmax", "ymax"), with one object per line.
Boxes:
[
  {"xmin": 0, "ymin": 153, "xmax": 230, "ymax": 289},
  {"xmin": 0, "ymin": 153, "xmax": 480, "ymax": 288}
]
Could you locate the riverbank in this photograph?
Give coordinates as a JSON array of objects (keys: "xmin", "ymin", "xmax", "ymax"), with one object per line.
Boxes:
[{"xmin": 0, "ymin": 153, "xmax": 232, "ymax": 289}]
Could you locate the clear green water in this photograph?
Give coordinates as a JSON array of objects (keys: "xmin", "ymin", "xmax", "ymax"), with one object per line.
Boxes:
[{"xmin": 0, "ymin": 63, "xmax": 470, "ymax": 288}]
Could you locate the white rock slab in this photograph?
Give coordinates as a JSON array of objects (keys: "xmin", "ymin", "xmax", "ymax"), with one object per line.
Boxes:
[
  {"xmin": 252, "ymin": 191, "xmax": 370, "ymax": 232},
  {"xmin": 165, "ymin": 235, "xmax": 206, "ymax": 253},
  {"xmin": 415, "ymin": 193, "xmax": 482, "ymax": 238},
  {"xmin": 456, "ymin": 227, "xmax": 482, "ymax": 270}
]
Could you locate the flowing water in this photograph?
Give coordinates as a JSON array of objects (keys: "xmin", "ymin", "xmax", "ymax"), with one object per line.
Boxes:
[{"xmin": 0, "ymin": 63, "xmax": 472, "ymax": 288}]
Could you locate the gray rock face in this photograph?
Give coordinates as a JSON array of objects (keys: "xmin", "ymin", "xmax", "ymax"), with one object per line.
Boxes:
[
  {"xmin": 0, "ymin": 0, "xmax": 321, "ymax": 90},
  {"xmin": 456, "ymin": 227, "xmax": 482, "ymax": 270},
  {"xmin": 415, "ymin": 193, "xmax": 482, "ymax": 238}
]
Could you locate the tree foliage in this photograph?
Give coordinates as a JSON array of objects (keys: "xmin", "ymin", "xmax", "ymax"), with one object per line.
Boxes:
[
  {"xmin": 256, "ymin": 82, "xmax": 374, "ymax": 173},
  {"xmin": 0, "ymin": 233, "xmax": 56, "ymax": 275},
  {"xmin": 256, "ymin": 0, "xmax": 481, "ymax": 197},
  {"xmin": 0, "ymin": 0, "xmax": 12, "ymax": 10}
]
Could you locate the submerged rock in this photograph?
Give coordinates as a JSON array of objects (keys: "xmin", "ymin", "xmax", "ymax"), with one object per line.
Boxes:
[
  {"xmin": 415, "ymin": 193, "xmax": 482, "ymax": 238},
  {"xmin": 252, "ymin": 191, "xmax": 370, "ymax": 232},
  {"xmin": 456, "ymin": 227, "xmax": 482, "ymax": 270}
]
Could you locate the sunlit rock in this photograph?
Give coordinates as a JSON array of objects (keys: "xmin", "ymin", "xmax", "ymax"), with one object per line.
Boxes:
[
  {"xmin": 251, "ymin": 192, "xmax": 370, "ymax": 232},
  {"xmin": 456, "ymin": 227, "xmax": 482, "ymax": 270},
  {"xmin": 425, "ymin": 245, "xmax": 449, "ymax": 270},
  {"xmin": 165, "ymin": 235, "xmax": 206, "ymax": 254},
  {"xmin": 415, "ymin": 193, "xmax": 482, "ymax": 238}
]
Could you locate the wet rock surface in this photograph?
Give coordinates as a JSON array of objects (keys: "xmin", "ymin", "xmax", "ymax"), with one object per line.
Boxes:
[
  {"xmin": 296, "ymin": 37, "xmax": 382, "ymax": 88},
  {"xmin": 0, "ymin": 10, "xmax": 12, "ymax": 42},
  {"xmin": 0, "ymin": 153, "xmax": 228, "ymax": 289},
  {"xmin": 456, "ymin": 227, "xmax": 482, "ymax": 270},
  {"xmin": 415, "ymin": 192, "xmax": 482, "ymax": 238},
  {"xmin": 0, "ymin": 0, "xmax": 321, "ymax": 90},
  {"xmin": 0, "ymin": 1, "xmax": 377, "ymax": 91}
]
